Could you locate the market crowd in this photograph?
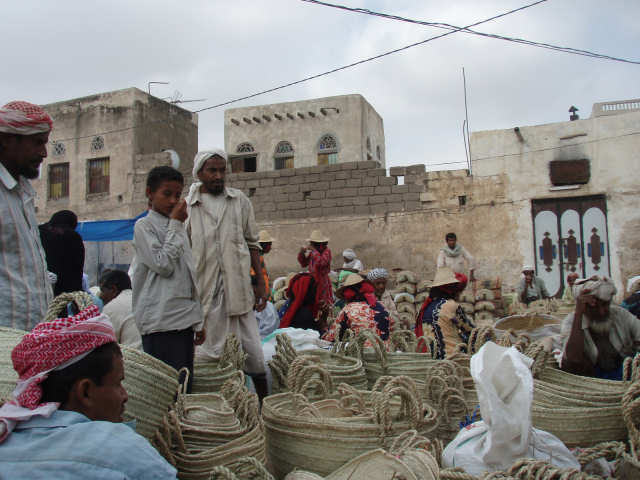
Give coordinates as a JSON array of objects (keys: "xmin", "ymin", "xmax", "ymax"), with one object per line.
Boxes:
[{"xmin": 1, "ymin": 100, "xmax": 640, "ymax": 477}]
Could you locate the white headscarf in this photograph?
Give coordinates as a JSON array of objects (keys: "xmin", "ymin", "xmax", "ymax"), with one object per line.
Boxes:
[
  {"xmin": 342, "ymin": 249, "xmax": 356, "ymax": 261},
  {"xmin": 188, "ymin": 148, "xmax": 229, "ymax": 200},
  {"xmin": 572, "ymin": 276, "xmax": 617, "ymax": 302}
]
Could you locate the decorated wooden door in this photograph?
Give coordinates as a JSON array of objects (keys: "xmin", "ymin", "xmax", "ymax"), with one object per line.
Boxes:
[{"xmin": 531, "ymin": 196, "xmax": 610, "ymax": 297}]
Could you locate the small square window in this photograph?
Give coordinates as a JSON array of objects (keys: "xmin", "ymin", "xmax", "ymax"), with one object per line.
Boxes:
[
  {"xmin": 48, "ymin": 163, "xmax": 69, "ymax": 200},
  {"xmin": 88, "ymin": 157, "xmax": 110, "ymax": 195},
  {"xmin": 458, "ymin": 195, "xmax": 467, "ymax": 207}
]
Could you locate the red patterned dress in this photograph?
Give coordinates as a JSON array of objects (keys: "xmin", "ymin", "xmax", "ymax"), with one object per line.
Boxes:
[{"xmin": 297, "ymin": 247, "xmax": 333, "ymax": 310}]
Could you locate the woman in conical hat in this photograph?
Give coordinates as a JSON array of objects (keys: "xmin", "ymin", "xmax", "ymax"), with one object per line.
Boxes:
[
  {"xmin": 415, "ymin": 267, "xmax": 474, "ymax": 358},
  {"xmin": 297, "ymin": 230, "xmax": 333, "ymax": 327}
]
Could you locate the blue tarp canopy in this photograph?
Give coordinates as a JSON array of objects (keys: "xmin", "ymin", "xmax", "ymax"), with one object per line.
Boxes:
[{"xmin": 76, "ymin": 211, "xmax": 147, "ymax": 242}]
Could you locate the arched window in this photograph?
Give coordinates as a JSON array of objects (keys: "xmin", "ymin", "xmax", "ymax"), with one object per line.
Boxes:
[
  {"xmin": 236, "ymin": 142, "xmax": 255, "ymax": 153},
  {"xmin": 317, "ymin": 134, "xmax": 338, "ymax": 165},
  {"xmin": 274, "ymin": 141, "xmax": 294, "ymax": 170},
  {"xmin": 231, "ymin": 142, "xmax": 257, "ymax": 172}
]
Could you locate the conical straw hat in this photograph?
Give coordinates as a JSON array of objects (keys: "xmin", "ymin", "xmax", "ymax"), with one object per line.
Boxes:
[
  {"xmin": 431, "ymin": 267, "xmax": 460, "ymax": 288},
  {"xmin": 307, "ymin": 230, "xmax": 329, "ymax": 243}
]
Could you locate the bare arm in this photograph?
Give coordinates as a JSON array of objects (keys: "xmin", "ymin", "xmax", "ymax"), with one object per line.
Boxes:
[{"xmin": 250, "ymin": 248, "xmax": 267, "ymax": 312}]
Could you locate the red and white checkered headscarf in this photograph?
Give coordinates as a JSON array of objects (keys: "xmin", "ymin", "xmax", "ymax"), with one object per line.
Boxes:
[
  {"xmin": 0, "ymin": 305, "xmax": 116, "ymax": 442},
  {"xmin": 0, "ymin": 101, "xmax": 53, "ymax": 135}
]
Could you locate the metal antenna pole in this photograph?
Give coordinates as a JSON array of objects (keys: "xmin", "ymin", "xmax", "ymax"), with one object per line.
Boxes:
[{"xmin": 463, "ymin": 67, "xmax": 472, "ymax": 175}]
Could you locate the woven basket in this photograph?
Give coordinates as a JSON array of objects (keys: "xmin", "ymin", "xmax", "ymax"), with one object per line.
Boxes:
[
  {"xmin": 263, "ymin": 376, "xmax": 438, "ymax": 478},
  {"xmin": 396, "ymin": 271, "xmax": 417, "ymax": 284},
  {"xmin": 192, "ymin": 335, "xmax": 246, "ymax": 394},
  {"xmin": 416, "ymin": 280, "xmax": 432, "ymax": 294},
  {"xmin": 395, "ymin": 282, "xmax": 417, "ymax": 295},
  {"xmin": 475, "ymin": 289, "xmax": 495, "ymax": 302},
  {"xmin": 121, "ymin": 346, "xmax": 179, "ymax": 440},
  {"xmin": 397, "ymin": 303, "xmax": 416, "ymax": 315},
  {"xmin": 494, "ymin": 313, "xmax": 559, "ymax": 332},
  {"xmin": 0, "ymin": 327, "xmax": 26, "ymax": 402}
]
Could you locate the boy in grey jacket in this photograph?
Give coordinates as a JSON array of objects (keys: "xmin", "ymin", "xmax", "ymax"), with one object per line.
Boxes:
[{"xmin": 132, "ymin": 166, "xmax": 205, "ymax": 392}]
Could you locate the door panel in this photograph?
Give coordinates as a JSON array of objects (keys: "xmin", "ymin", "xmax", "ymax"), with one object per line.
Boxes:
[
  {"xmin": 560, "ymin": 209, "xmax": 582, "ymax": 274},
  {"xmin": 534, "ymin": 210, "xmax": 561, "ymax": 297},
  {"xmin": 582, "ymin": 206, "xmax": 610, "ymax": 278}
]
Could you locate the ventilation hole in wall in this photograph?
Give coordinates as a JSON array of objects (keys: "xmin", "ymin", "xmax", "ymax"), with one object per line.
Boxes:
[
  {"xmin": 303, "ymin": 191, "xmax": 311, "ymax": 200},
  {"xmin": 458, "ymin": 195, "xmax": 467, "ymax": 207},
  {"xmin": 249, "ymin": 188, "xmax": 256, "ymax": 197},
  {"xmin": 397, "ymin": 175, "xmax": 405, "ymax": 185},
  {"xmin": 117, "ymin": 194, "xmax": 123, "ymax": 203}
]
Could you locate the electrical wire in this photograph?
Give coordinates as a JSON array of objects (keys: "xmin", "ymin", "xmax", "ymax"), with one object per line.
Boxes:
[
  {"xmin": 301, "ymin": 0, "xmax": 640, "ymax": 65},
  {"xmin": 50, "ymin": 0, "xmax": 547, "ymax": 144}
]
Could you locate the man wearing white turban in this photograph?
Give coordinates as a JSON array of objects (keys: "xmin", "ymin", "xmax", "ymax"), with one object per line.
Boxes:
[
  {"xmin": 185, "ymin": 149, "xmax": 268, "ymax": 401},
  {"xmin": 560, "ymin": 275, "xmax": 640, "ymax": 379}
]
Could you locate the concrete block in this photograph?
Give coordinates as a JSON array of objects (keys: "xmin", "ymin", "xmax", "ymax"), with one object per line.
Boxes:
[
  {"xmin": 259, "ymin": 178, "xmax": 274, "ymax": 187},
  {"xmin": 246, "ymin": 179, "xmax": 260, "ymax": 188},
  {"xmin": 306, "ymin": 199, "xmax": 322, "ymax": 208},
  {"xmin": 340, "ymin": 162, "xmax": 358, "ymax": 171},
  {"xmin": 279, "ymin": 169, "xmax": 295, "ymax": 177},
  {"xmin": 332, "ymin": 180, "xmax": 346, "ymax": 189},
  {"xmin": 374, "ymin": 186, "xmax": 391, "ymax": 195},
  {"xmin": 358, "ymin": 160, "xmax": 378, "ymax": 170},
  {"xmin": 271, "ymin": 186, "xmax": 285, "ymax": 194},
  {"xmin": 339, "ymin": 187, "xmax": 358, "ymax": 198},
  {"xmin": 290, "ymin": 176, "xmax": 306, "ymax": 185},
  {"xmin": 314, "ymin": 181, "xmax": 330, "ymax": 191},
  {"xmin": 404, "ymin": 201, "xmax": 421, "ymax": 211},
  {"xmin": 262, "ymin": 203, "xmax": 276, "ymax": 212},
  {"xmin": 369, "ymin": 196, "xmax": 386, "ymax": 205},
  {"xmin": 367, "ymin": 168, "xmax": 386, "ymax": 177},
  {"xmin": 379, "ymin": 176, "xmax": 397, "ymax": 186},
  {"xmin": 289, "ymin": 201, "xmax": 306, "ymax": 210},
  {"xmin": 305, "ymin": 174, "xmax": 321, "ymax": 183},
  {"xmin": 354, "ymin": 205, "xmax": 371, "ymax": 215},
  {"xmin": 335, "ymin": 171, "xmax": 350, "ymax": 180},
  {"xmin": 370, "ymin": 204, "xmax": 389, "ymax": 214},
  {"xmin": 274, "ymin": 193, "xmax": 289, "ymax": 202},
  {"xmin": 391, "ymin": 185, "xmax": 409, "ymax": 194},
  {"xmin": 409, "ymin": 184, "xmax": 425, "ymax": 193},
  {"xmin": 420, "ymin": 192, "xmax": 437, "ymax": 202},
  {"xmin": 283, "ymin": 184, "xmax": 299, "ymax": 193},
  {"xmin": 385, "ymin": 194, "xmax": 403, "ymax": 203},
  {"xmin": 264, "ymin": 171, "xmax": 280, "ymax": 178},
  {"xmin": 337, "ymin": 197, "xmax": 356, "ymax": 207},
  {"xmin": 386, "ymin": 202, "xmax": 404, "ymax": 212},
  {"xmin": 309, "ymin": 166, "xmax": 325, "ymax": 174},
  {"xmin": 404, "ymin": 175, "xmax": 417, "ymax": 184},
  {"xmin": 350, "ymin": 170, "xmax": 368, "ymax": 178},
  {"xmin": 238, "ymin": 172, "xmax": 255, "ymax": 180},
  {"xmin": 362, "ymin": 176, "xmax": 379, "ymax": 187},
  {"xmin": 357, "ymin": 187, "xmax": 374, "ymax": 196},
  {"xmin": 338, "ymin": 206, "xmax": 355, "ymax": 215},
  {"xmin": 353, "ymin": 196, "xmax": 369, "ymax": 206},
  {"xmin": 389, "ymin": 166, "xmax": 407, "ymax": 176},
  {"xmin": 346, "ymin": 178, "xmax": 362, "ymax": 187},
  {"xmin": 326, "ymin": 164, "xmax": 342, "ymax": 172},
  {"xmin": 232, "ymin": 180, "xmax": 246, "ymax": 189},
  {"xmin": 289, "ymin": 192, "xmax": 304, "ymax": 201},
  {"xmin": 227, "ymin": 173, "xmax": 239, "ymax": 182},
  {"xmin": 322, "ymin": 198, "xmax": 338, "ymax": 207},
  {"xmin": 296, "ymin": 167, "xmax": 311, "ymax": 175},
  {"xmin": 320, "ymin": 173, "xmax": 336, "ymax": 182},
  {"xmin": 275, "ymin": 177, "xmax": 289, "ymax": 186},
  {"xmin": 406, "ymin": 164, "xmax": 426, "ymax": 175},
  {"xmin": 403, "ymin": 192, "xmax": 421, "ymax": 202},
  {"xmin": 309, "ymin": 190, "xmax": 325, "ymax": 200},
  {"xmin": 307, "ymin": 207, "xmax": 323, "ymax": 217},
  {"xmin": 299, "ymin": 183, "xmax": 316, "ymax": 193}
]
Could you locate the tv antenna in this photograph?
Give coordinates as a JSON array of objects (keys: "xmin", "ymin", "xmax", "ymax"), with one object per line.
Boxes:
[{"xmin": 163, "ymin": 90, "xmax": 207, "ymax": 105}]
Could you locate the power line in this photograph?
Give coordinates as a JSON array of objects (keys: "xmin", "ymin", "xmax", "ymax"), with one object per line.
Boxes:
[
  {"xmin": 51, "ymin": 0, "xmax": 547, "ymax": 143},
  {"xmin": 302, "ymin": 0, "xmax": 640, "ymax": 65},
  {"xmin": 192, "ymin": 0, "xmax": 548, "ymax": 113}
]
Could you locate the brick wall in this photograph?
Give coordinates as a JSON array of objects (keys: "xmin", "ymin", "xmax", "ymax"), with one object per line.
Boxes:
[{"xmin": 226, "ymin": 161, "xmax": 431, "ymax": 221}]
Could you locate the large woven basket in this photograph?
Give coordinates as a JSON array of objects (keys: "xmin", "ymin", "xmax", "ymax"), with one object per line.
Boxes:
[
  {"xmin": 192, "ymin": 335, "xmax": 246, "ymax": 394},
  {"xmin": 0, "ymin": 327, "xmax": 26, "ymax": 402},
  {"xmin": 121, "ymin": 346, "xmax": 179, "ymax": 439},
  {"xmin": 494, "ymin": 313, "xmax": 560, "ymax": 335},
  {"xmin": 263, "ymin": 376, "xmax": 438, "ymax": 478}
]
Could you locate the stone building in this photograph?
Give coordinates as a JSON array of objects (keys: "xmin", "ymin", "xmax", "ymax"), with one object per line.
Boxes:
[
  {"xmin": 224, "ymin": 94, "xmax": 385, "ymax": 172},
  {"xmin": 226, "ymin": 98, "xmax": 639, "ymax": 299},
  {"xmin": 33, "ymin": 87, "xmax": 198, "ymax": 222}
]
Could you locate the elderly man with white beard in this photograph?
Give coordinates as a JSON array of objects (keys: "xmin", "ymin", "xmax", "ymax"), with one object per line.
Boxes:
[{"xmin": 560, "ymin": 276, "xmax": 640, "ymax": 380}]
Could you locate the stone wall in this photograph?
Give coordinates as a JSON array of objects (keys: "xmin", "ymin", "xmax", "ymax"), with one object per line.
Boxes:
[{"xmin": 227, "ymin": 161, "xmax": 427, "ymax": 221}]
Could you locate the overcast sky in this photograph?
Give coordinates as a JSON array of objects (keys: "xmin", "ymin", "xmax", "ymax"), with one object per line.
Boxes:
[{"xmin": 3, "ymin": 0, "xmax": 639, "ymax": 170}]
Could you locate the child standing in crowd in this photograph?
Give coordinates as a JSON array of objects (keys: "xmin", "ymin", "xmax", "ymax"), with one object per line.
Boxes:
[{"xmin": 131, "ymin": 166, "xmax": 205, "ymax": 392}]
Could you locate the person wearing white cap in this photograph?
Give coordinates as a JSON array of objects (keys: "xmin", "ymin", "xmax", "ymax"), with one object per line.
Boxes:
[
  {"xmin": 561, "ymin": 276, "xmax": 640, "ymax": 379},
  {"xmin": 185, "ymin": 149, "xmax": 268, "ymax": 401},
  {"xmin": 516, "ymin": 265, "xmax": 550, "ymax": 305}
]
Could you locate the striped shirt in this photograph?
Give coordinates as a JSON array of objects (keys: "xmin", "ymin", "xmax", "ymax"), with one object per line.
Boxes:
[{"xmin": 0, "ymin": 163, "xmax": 52, "ymax": 330}]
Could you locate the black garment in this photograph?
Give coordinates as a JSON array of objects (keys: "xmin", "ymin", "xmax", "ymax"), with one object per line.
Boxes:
[
  {"xmin": 288, "ymin": 275, "xmax": 322, "ymax": 332},
  {"xmin": 142, "ymin": 327, "xmax": 194, "ymax": 393},
  {"xmin": 623, "ymin": 292, "xmax": 640, "ymax": 319},
  {"xmin": 39, "ymin": 224, "xmax": 85, "ymax": 295}
]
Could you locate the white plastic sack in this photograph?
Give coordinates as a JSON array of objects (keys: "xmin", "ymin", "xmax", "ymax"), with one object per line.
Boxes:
[
  {"xmin": 256, "ymin": 302, "xmax": 280, "ymax": 339},
  {"xmin": 442, "ymin": 342, "xmax": 580, "ymax": 476}
]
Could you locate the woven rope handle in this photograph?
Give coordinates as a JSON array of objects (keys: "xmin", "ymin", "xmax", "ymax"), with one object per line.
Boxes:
[
  {"xmin": 208, "ymin": 466, "xmax": 238, "ymax": 480},
  {"xmin": 336, "ymin": 383, "xmax": 367, "ymax": 415},
  {"xmin": 373, "ymin": 383, "xmax": 421, "ymax": 435},
  {"xmin": 390, "ymin": 330, "xmax": 417, "ymax": 352},
  {"xmin": 524, "ymin": 342, "xmax": 548, "ymax": 378},
  {"xmin": 45, "ymin": 291, "xmax": 95, "ymax": 322},
  {"xmin": 232, "ymin": 457, "xmax": 275, "ymax": 480},
  {"xmin": 575, "ymin": 441, "xmax": 627, "ymax": 466},
  {"xmin": 290, "ymin": 393, "xmax": 322, "ymax": 418},
  {"xmin": 288, "ymin": 362, "xmax": 333, "ymax": 398},
  {"xmin": 622, "ymin": 380, "xmax": 640, "ymax": 459},
  {"xmin": 439, "ymin": 467, "xmax": 479, "ymax": 479},
  {"xmin": 355, "ymin": 329, "xmax": 388, "ymax": 369}
]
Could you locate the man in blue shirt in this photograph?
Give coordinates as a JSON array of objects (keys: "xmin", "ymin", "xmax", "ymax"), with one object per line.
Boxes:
[{"xmin": 0, "ymin": 299, "xmax": 176, "ymax": 479}]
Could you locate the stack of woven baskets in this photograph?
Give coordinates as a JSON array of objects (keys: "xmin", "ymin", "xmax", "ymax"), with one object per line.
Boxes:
[
  {"xmin": 392, "ymin": 270, "xmax": 419, "ymax": 329},
  {"xmin": 192, "ymin": 335, "xmax": 246, "ymax": 394},
  {"xmin": 155, "ymin": 373, "xmax": 267, "ymax": 479},
  {"xmin": 262, "ymin": 375, "xmax": 439, "ymax": 478},
  {"xmin": 268, "ymin": 334, "xmax": 368, "ymax": 395},
  {"xmin": 272, "ymin": 276, "xmax": 291, "ymax": 313},
  {"xmin": 457, "ymin": 289, "xmax": 498, "ymax": 326}
]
